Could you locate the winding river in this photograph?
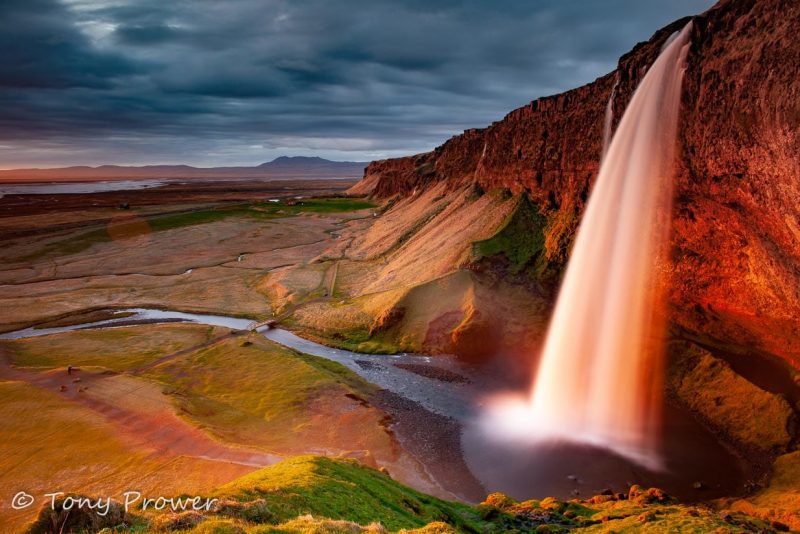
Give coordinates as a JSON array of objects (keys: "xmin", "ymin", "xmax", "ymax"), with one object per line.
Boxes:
[{"xmin": 0, "ymin": 308, "xmax": 474, "ymax": 421}]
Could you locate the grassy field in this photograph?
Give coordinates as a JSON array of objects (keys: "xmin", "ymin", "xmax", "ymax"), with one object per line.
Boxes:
[
  {"xmin": 2, "ymin": 324, "xmax": 395, "ymax": 461},
  {"xmin": 16, "ymin": 197, "xmax": 375, "ymax": 264},
  {"xmin": 0, "ymin": 323, "xmax": 426, "ymax": 531},
  {"xmin": 0, "ymin": 380, "xmax": 253, "ymax": 530},
  {"xmin": 4, "ymin": 323, "xmax": 227, "ymax": 372},
  {"xmin": 147, "ymin": 197, "xmax": 375, "ymax": 233},
  {"xmin": 140, "ymin": 333, "xmax": 394, "ymax": 455}
]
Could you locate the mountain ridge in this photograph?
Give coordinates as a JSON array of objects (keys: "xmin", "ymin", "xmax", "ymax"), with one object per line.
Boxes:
[{"xmin": 0, "ymin": 157, "xmax": 367, "ymax": 182}]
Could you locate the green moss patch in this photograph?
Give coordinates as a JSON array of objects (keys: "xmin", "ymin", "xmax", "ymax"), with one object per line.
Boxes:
[
  {"xmin": 472, "ymin": 194, "xmax": 549, "ymax": 276},
  {"xmin": 210, "ymin": 456, "xmax": 482, "ymax": 532}
]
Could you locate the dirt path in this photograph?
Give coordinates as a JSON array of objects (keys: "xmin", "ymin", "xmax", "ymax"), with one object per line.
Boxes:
[
  {"xmin": 250, "ymin": 268, "xmax": 339, "ymax": 330},
  {"xmin": 326, "ymin": 260, "xmax": 339, "ymax": 296},
  {"xmin": 0, "ymin": 349, "xmax": 281, "ymax": 468},
  {"xmin": 130, "ymin": 329, "xmax": 246, "ymax": 374},
  {"xmin": 247, "ymin": 256, "xmax": 341, "ymax": 331}
]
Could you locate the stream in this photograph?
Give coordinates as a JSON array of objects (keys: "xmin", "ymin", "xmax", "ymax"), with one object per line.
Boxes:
[
  {"xmin": 0, "ymin": 308, "xmax": 473, "ymax": 421},
  {"xmin": 0, "ymin": 308, "xmax": 752, "ymax": 502}
]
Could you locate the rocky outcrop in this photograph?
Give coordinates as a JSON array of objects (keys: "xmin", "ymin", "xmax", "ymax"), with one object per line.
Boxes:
[
  {"xmin": 353, "ymin": 0, "xmax": 800, "ymax": 368},
  {"xmin": 668, "ymin": 342, "xmax": 796, "ymax": 454}
]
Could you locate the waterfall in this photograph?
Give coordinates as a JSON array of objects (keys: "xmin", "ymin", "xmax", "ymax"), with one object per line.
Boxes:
[
  {"xmin": 602, "ymin": 74, "xmax": 619, "ymax": 159},
  {"xmin": 489, "ymin": 22, "xmax": 692, "ymax": 468}
]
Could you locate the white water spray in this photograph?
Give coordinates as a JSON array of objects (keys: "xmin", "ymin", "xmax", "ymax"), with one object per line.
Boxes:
[{"xmin": 489, "ymin": 23, "xmax": 692, "ymax": 468}]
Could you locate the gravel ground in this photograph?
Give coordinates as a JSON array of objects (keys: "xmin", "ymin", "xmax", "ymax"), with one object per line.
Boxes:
[
  {"xmin": 372, "ymin": 388, "xmax": 486, "ymax": 503},
  {"xmin": 393, "ymin": 363, "xmax": 471, "ymax": 384}
]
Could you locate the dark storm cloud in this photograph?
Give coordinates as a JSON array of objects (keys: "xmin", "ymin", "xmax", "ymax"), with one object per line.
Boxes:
[
  {"xmin": 114, "ymin": 23, "xmax": 181, "ymax": 45},
  {"xmin": 0, "ymin": 0, "xmax": 715, "ymax": 167},
  {"xmin": 0, "ymin": 0, "xmax": 139, "ymax": 89}
]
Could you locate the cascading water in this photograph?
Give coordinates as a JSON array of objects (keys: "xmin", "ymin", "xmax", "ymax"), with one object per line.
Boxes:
[
  {"xmin": 602, "ymin": 73, "xmax": 619, "ymax": 159},
  {"xmin": 488, "ymin": 22, "xmax": 692, "ymax": 469}
]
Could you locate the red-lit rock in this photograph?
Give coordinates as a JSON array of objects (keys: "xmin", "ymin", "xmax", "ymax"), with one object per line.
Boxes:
[{"xmin": 353, "ymin": 0, "xmax": 800, "ymax": 368}]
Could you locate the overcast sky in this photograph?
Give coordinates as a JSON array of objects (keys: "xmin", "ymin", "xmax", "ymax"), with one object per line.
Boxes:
[{"xmin": 0, "ymin": 0, "xmax": 715, "ymax": 168}]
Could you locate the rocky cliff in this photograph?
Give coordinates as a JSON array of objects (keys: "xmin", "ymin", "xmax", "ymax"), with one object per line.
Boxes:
[{"xmin": 353, "ymin": 0, "xmax": 800, "ymax": 369}]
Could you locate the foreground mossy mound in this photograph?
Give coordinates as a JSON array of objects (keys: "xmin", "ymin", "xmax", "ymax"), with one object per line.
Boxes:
[
  {"xmin": 207, "ymin": 456, "xmax": 482, "ymax": 531},
  {"xmin": 724, "ymin": 450, "xmax": 800, "ymax": 531},
  {"xmin": 25, "ymin": 456, "xmax": 785, "ymax": 533}
]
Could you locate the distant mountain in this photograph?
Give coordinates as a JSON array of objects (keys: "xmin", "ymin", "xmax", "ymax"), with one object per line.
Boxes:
[
  {"xmin": 259, "ymin": 156, "xmax": 360, "ymax": 167},
  {"xmin": 0, "ymin": 157, "xmax": 368, "ymax": 182},
  {"xmin": 257, "ymin": 156, "xmax": 367, "ymax": 174}
]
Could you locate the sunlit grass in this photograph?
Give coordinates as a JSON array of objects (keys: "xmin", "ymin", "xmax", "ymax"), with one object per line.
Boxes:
[
  {"xmin": 140, "ymin": 334, "xmax": 386, "ymax": 452},
  {"xmin": 4, "ymin": 323, "xmax": 226, "ymax": 372},
  {"xmin": 0, "ymin": 380, "xmax": 251, "ymax": 530},
  {"xmin": 208, "ymin": 456, "xmax": 483, "ymax": 531}
]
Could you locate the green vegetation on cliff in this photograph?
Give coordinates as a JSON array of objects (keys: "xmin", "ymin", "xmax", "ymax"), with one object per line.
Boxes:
[
  {"xmin": 471, "ymin": 192, "xmax": 580, "ymax": 286},
  {"xmin": 473, "ymin": 194, "xmax": 549, "ymax": 276}
]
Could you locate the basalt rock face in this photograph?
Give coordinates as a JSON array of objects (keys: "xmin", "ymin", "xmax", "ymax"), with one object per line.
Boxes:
[{"xmin": 356, "ymin": 0, "xmax": 800, "ymax": 368}]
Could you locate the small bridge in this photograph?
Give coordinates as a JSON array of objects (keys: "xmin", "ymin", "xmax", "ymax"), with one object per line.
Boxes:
[{"xmin": 246, "ymin": 319, "xmax": 278, "ymax": 331}]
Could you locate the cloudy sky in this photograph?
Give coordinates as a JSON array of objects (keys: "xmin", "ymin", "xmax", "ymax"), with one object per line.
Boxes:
[{"xmin": 0, "ymin": 0, "xmax": 715, "ymax": 168}]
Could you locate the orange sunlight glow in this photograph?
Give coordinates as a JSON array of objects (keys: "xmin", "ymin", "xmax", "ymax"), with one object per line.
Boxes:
[{"xmin": 485, "ymin": 22, "xmax": 693, "ymax": 470}]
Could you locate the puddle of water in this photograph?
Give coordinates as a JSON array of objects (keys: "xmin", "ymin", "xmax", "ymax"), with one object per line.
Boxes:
[{"xmin": 0, "ymin": 180, "xmax": 168, "ymax": 197}]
